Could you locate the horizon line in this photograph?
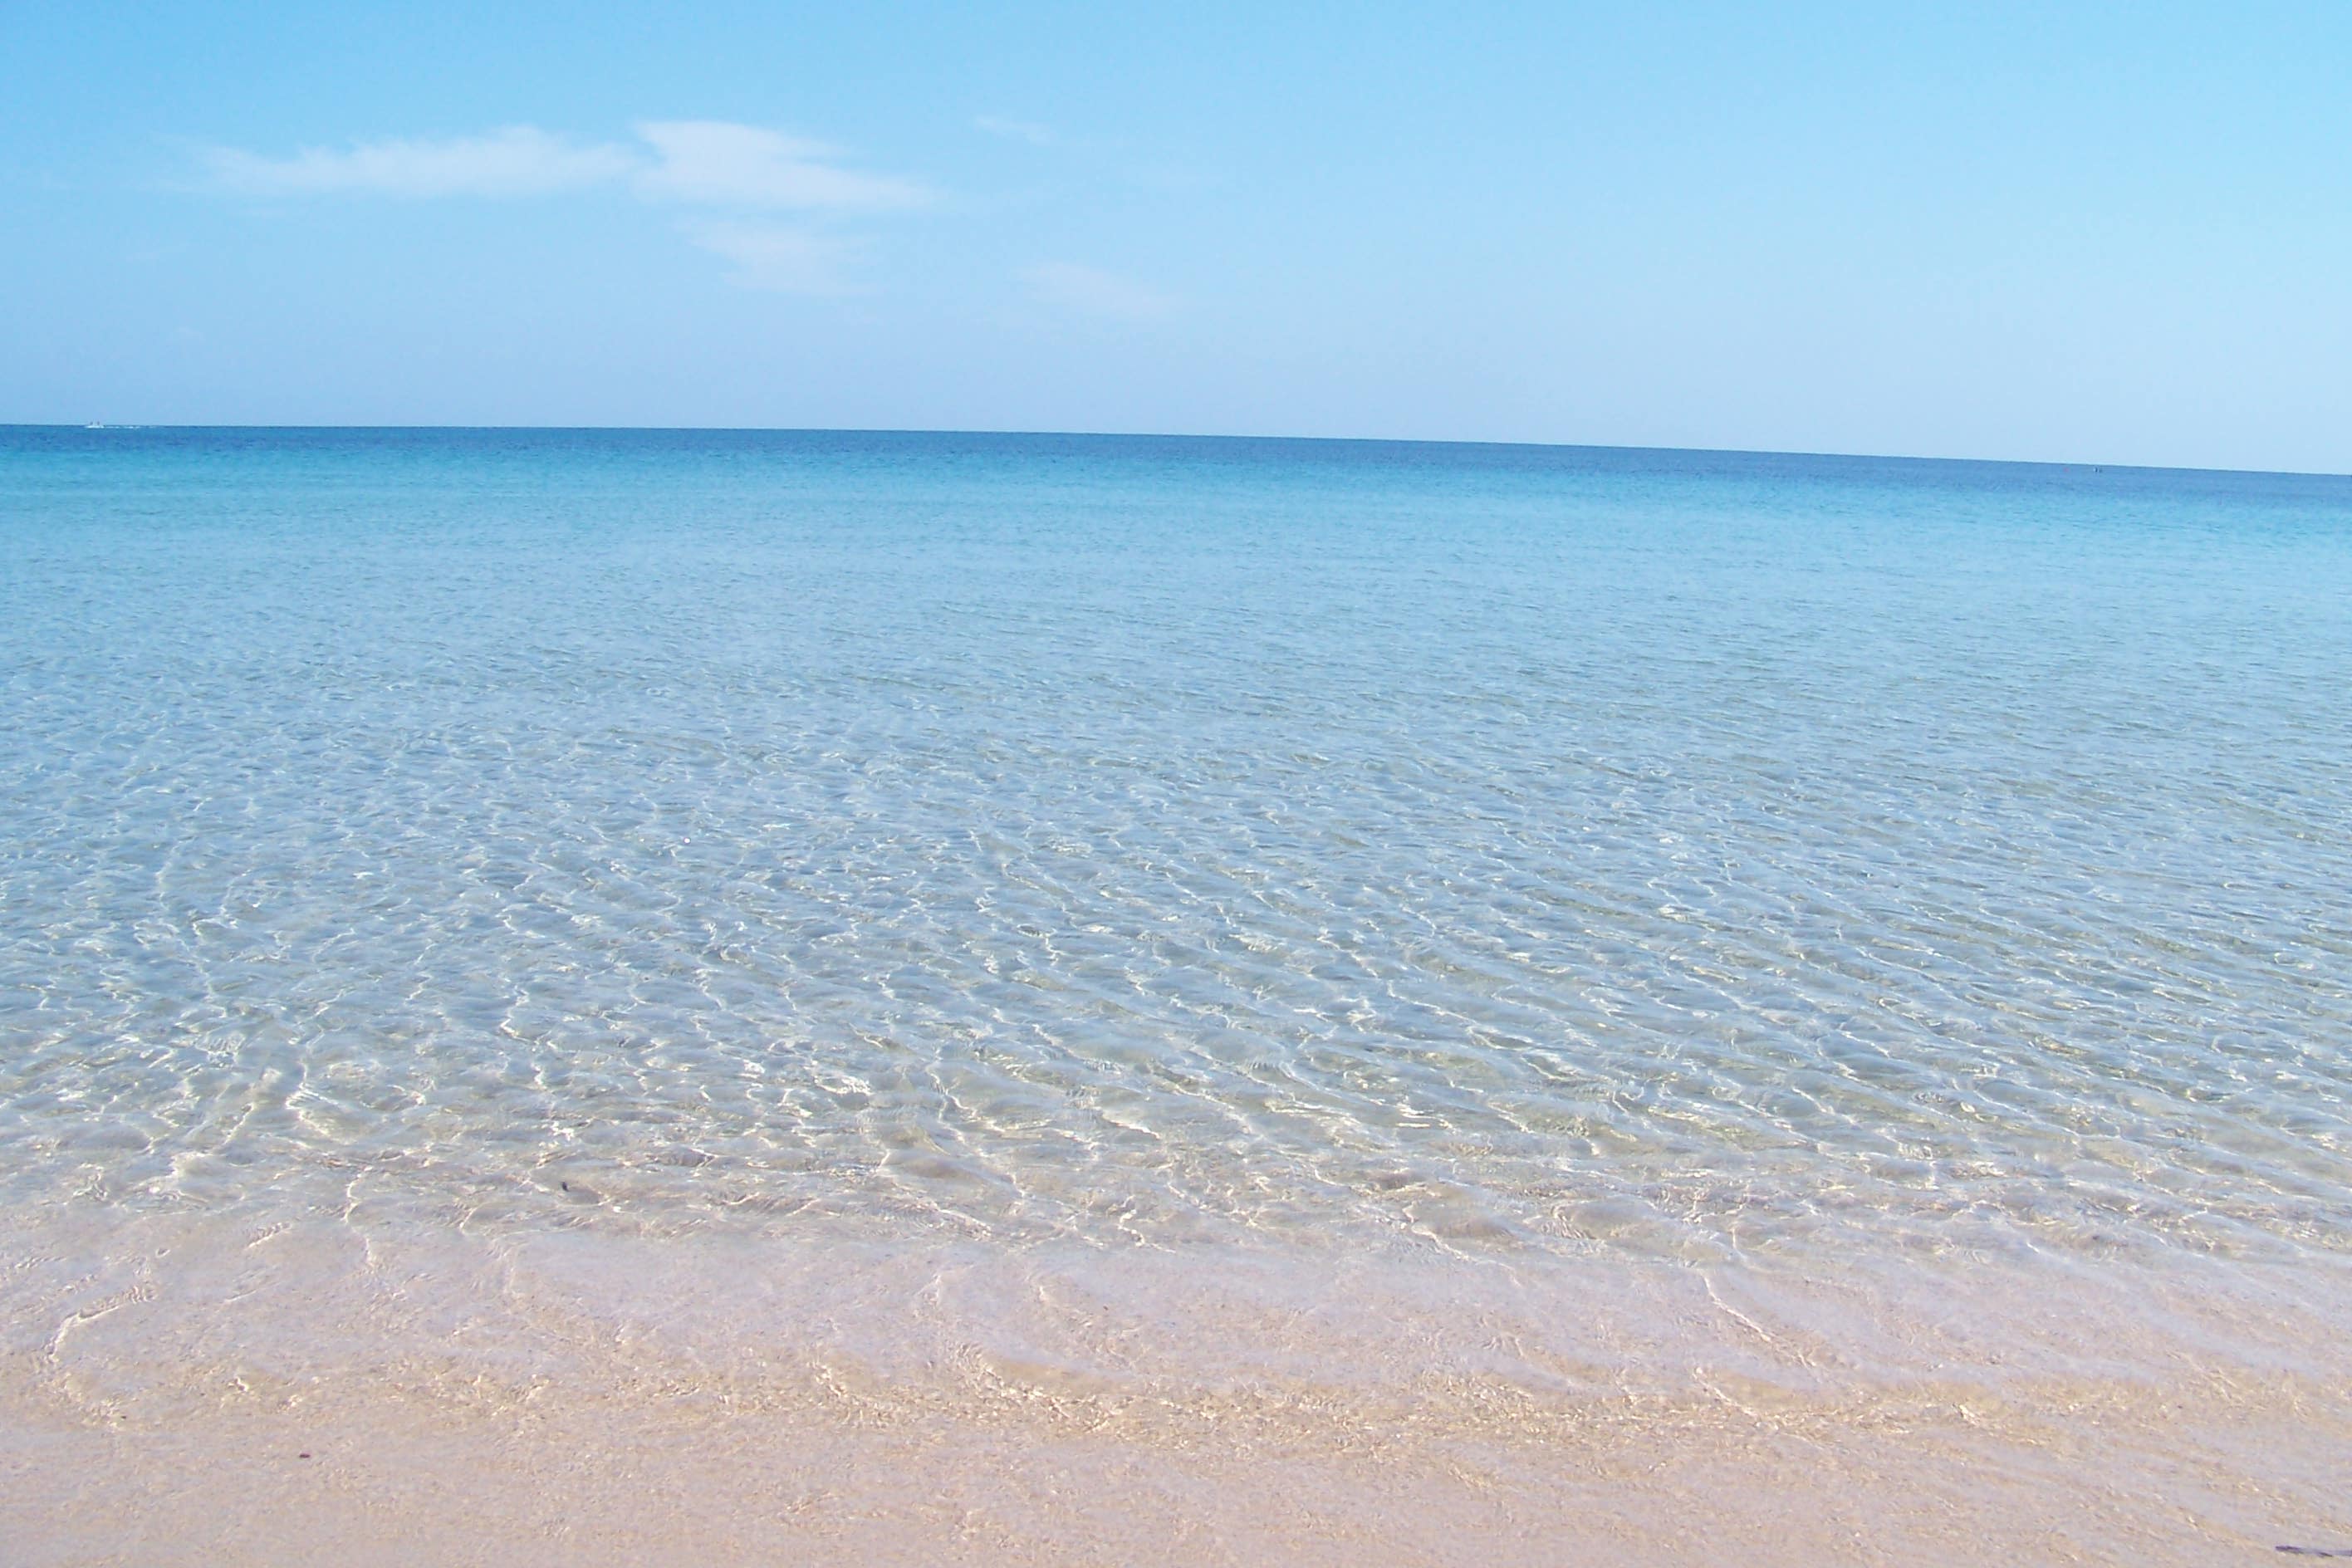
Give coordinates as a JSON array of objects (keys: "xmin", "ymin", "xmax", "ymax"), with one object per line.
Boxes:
[{"xmin": 11, "ymin": 422, "xmax": 2350, "ymax": 483}]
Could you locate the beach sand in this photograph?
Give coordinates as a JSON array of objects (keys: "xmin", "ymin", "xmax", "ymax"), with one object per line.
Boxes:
[{"xmin": 5, "ymin": 1213, "xmax": 2346, "ymax": 1566}]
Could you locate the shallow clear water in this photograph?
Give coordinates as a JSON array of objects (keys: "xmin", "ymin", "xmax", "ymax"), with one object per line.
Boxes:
[{"xmin": 4, "ymin": 428, "xmax": 2349, "ymax": 1263}]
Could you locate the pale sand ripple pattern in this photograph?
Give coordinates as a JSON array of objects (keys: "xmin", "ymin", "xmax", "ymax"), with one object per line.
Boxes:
[{"xmin": 2, "ymin": 1213, "xmax": 2349, "ymax": 1566}]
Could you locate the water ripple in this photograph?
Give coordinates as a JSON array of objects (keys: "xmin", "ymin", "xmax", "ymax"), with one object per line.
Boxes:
[{"xmin": 2, "ymin": 429, "xmax": 2349, "ymax": 1262}]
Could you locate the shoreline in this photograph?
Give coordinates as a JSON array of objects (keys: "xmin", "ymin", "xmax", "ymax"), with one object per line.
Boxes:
[{"xmin": 7, "ymin": 1212, "xmax": 2348, "ymax": 1565}]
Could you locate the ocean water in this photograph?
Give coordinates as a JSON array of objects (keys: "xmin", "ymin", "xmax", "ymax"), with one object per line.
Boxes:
[
  {"xmin": 11, "ymin": 428, "xmax": 2352, "ymax": 1563},
  {"xmin": 2, "ymin": 426, "xmax": 2350, "ymax": 1269}
]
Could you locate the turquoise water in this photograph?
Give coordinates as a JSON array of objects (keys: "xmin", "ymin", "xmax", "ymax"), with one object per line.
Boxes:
[{"xmin": 4, "ymin": 428, "xmax": 2349, "ymax": 1263}]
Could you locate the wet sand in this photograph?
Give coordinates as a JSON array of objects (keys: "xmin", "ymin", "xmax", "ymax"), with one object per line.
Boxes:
[{"xmin": 5, "ymin": 1214, "xmax": 2347, "ymax": 1566}]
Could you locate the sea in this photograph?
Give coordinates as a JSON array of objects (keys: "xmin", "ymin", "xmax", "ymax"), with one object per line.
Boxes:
[{"xmin": 3, "ymin": 426, "xmax": 2350, "ymax": 1561}]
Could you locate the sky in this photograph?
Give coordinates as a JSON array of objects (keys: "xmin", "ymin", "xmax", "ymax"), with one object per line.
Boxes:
[{"xmin": 3, "ymin": 2, "xmax": 2349, "ymax": 471}]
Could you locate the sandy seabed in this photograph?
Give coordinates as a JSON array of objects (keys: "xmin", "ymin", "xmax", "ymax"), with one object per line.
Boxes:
[{"xmin": 3, "ymin": 1213, "xmax": 2348, "ymax": 1567}]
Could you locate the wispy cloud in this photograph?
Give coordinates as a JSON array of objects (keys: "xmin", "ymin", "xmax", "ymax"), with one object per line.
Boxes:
[
  {"xmin": 203, "ymin": 122, "xmax": 927, "ymax": 211},
  {"xmin": 202, "ymin": 126, "xmax": 635, "ymax": 198},
  {"xmin": 682, "ymin": 220, "xmax": 860, "ymax": 294},
  {"xmin": 633, "ymin": 121, "xmax": 929, "ymax": 210},
  {"xmin": 975, "ymin": 115, "xmax": 1056, "ymax": 147},
  {"xmin": 1023, "ymin": 262, "xmax": 1174, "ymax": 321},
  {"xmin": 201, "ymin": 121, "xmax": 929, "ymax": 291}
]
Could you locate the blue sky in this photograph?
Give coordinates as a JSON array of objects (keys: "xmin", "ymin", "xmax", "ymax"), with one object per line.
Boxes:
[{"xmin": 4, "ymin": 2, "xmax": 2348, "ymax": 470}]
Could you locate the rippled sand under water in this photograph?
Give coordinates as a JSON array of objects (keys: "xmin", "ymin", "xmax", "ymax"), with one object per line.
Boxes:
[{"xmin": 3, "ymin": 429, "xmax": 2350, "ymax": 1561}]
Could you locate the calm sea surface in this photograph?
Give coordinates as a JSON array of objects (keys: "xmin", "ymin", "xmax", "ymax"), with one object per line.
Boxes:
[{"xmin": 4, "ymin": 428, "xmax": 2349, "ymax": 1266}]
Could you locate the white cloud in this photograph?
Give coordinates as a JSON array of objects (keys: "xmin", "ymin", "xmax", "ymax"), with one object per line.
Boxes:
[
  {"xmin": 633, "ymin": 121, "xmax": 929, "ymax": 210},
  {"xmin": 203, "ymin": 121, "xmax": 928, "ymax": 212},
  {"xmin": 202, "ymin": 120, "xmax": 931, "ymax": 292},
  {"xmin": 682, "ymin": 220, "xmax": 860, "ymax": 294},
  {"xmin": 1022, "ymin": 262, "xmax": 1174, "ymax": 321},
  {"xmin": 202, "ymin": 126, "xmax": 636, "ymax": 198},
  {"xmin": 975, "ymin": 115, "xmax": 1056, "ymax": 147}
]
